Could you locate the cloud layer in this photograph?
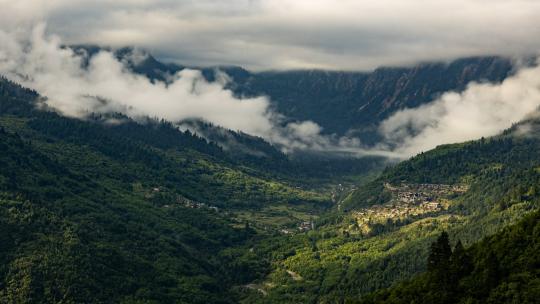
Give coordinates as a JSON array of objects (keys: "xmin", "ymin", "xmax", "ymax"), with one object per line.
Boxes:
[
  {"xmin": 2, "ymin": 26, "xmax": 540, "ymax": 160},
  {"xmin": 1, "ymin": 0, "xmax": 539, "ymax": 70},
  {"xmin": 1, "ymin": 6, "xmax": 540, "ymax": 160},
  {"xmin": 0, "ymin": 25, "xmax": 367, "ymax": 154},
  {"xmin": 379, "ymin": 60, "xmax": 540, "ymax": 157}
]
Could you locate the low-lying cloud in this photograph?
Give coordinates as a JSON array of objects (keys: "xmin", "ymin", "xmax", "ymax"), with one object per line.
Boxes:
[
  {"xmin": 0, "ymin": 25, "xmax": 367, "ymax": 154},
  {"xmin": 379, "ymin": 60, "xmax": 540, "ymax": 157},
  {"xmin": 2, "ymin": 26, "xmax": 540, "ymax": 160}
]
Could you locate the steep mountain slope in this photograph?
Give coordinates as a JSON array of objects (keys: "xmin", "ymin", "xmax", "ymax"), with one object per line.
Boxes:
[
  {"xmin": 75, "ymin": 46, "xmax": 515, "ymax": 143},
  {"xmin": 361, "ymin": 210, "xmax": 540, "ymax": 304},
  {"xmin": 0, "ymin": 100, "xmax": 320, "ymax": 207},
  {"xmin": 0, "ymin": 134, "xmax": 258, "ymax": 303},
  {"xmin": 0, "ymin": 77, "xmax": 338, "ymax": 303},
  {"xmin": 243, "ymin": 120, "xmax": 540, "ymax": 303},
  {"xmin": 227, "ymin": 57, "xmax": 514, "ymax": 141},
  {"xmin": 0, "ymin": 129, "xmax": 252, "ymax": 303}
]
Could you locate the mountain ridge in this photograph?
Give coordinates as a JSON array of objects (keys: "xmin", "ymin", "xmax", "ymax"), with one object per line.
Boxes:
[
  {"xmin": 71, "ymin": 46, "xmax": 516, "ymax": 144},
  {"xmin": 0, "ymin": 54, "xmax": 538, "ymax": 304}
]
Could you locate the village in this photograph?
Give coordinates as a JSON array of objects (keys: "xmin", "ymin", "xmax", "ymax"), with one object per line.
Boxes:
[
  {"xmin": 149, "ymin": 187, "xmax": 221, "ymax": 212},
  {"xmin": 279, "ymin": 220, "xmax": 316, "ymax": 235},
  {"xmin": 352, "ymin": 183, "xmax": 468, "ymax": 230}
]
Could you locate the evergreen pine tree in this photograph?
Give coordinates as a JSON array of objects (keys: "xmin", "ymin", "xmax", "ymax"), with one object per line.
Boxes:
[
  {"xmin": 426, "ymin": 231, "xmax": 453, "ymax": 303},
  {"xmin": 428, "ymin": 231, "xmax": 452, "ymax": 273},
  {"xmin": 450, "ymin": 240, "xmax": 473, "ymax": 282},
  {"xmin": 483, "ymin": 251, "xmax": 501, "ymax": 291}
]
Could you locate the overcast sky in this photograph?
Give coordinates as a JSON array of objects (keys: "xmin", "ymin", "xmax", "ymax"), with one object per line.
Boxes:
[{"xmin": 1, "ymin": 0, "xmax": 539, "ymax": 70}]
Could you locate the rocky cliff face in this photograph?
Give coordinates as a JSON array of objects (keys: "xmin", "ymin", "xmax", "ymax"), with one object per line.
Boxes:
[{"xmin": 226, "ymin": 57, "xmax": 514, "ymax": 142}]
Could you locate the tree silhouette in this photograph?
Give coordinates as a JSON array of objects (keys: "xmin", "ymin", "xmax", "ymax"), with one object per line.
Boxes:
[
  {"xmin": 428, "ymin": 231, "xmax": 452, "ymax": 273},
  {"xmin": 449, "ymin": 240, "xmax": 473, "ymax": 283},
  {"xmin": 426, "ymin": 231, "xmax": 453, "ymax": 303}
]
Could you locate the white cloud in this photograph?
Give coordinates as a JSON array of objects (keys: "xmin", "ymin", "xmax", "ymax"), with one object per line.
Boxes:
[
  {"xmin": 0, "ymin": 25, "xmax": 271, "ymax": 132},
  {"xmin": 379, "ymin": 60, "xmax": 540, "ymax": 157},
  {"xmin": 0, "ymin": 0, "xmax": 539, "ymax": 70},
  {"xmin": 1, "ymin": 11, "xmax": 540, "ymax": 159},
  {"xmin": 0, "ymin": 25, "xmax": 372, "ymax": 155}
]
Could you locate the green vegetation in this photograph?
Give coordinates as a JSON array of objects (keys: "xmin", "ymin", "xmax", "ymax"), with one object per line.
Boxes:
[
  {"xmin": 240, "ymin": 125, "xmax": 540, "ymax": 303},
  {"xmin": 1, "ymin": 76, "xmax": 539, "ymax": 303},
  {"xmin": 0, "ymin": 129, "xmax": 253, "ymax": 303},
  {"xmin": 361, "ymin": 211, "xmax": 540, "ymax": 304},
  {"xmin": 0, "ymin": 78, "xmax": 333, "ymax": 302}
]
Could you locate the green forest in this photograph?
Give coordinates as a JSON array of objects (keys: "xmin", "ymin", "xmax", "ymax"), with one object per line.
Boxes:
[
  {"xmin": 361, "ymin": 211, "xmax": 540, "ymax": 304},
  {"xmin": 0, "ymin": 75, "xmax": 539, "ymax": 304}
]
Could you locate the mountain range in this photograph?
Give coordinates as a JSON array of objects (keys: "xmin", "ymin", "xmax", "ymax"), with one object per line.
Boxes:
[
  {"xmin": 75, "ymin": 46, "xmax": 516, "ymax": 143},
  {"xmin": 0, "ymin": 50, "xmax": 538, "ymax": 304}
]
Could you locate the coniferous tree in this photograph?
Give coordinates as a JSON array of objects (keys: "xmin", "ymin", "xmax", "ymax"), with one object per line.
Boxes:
[
  {"xmin": 481, "ymin": 251, "xmax": 501, "ymax": 295},
  {"xmin": 447, "ymin": 239, "xmax": 473, "ymax": 302},
  {"xmin": 426, "ymin": 231, "xmax": 453, "ymax": 303},
  {"xmin": 449, "ymin": 240, "xmax": 473, "ymax": 283},
  {"xmin": 427, "ymin": 231, "xmax": 452, "ymax": 273}
]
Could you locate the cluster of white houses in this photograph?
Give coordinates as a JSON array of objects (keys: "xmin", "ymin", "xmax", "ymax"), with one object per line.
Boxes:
[{"xmin": 353, "ymin": 183, "xmax": 468, "ymax": 225}]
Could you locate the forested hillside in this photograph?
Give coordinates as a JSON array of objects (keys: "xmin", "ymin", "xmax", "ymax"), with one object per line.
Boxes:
[
  {"xmin": 0, "ymin": 57, "xmax": 538, "ymax": 303},
  {"xmin": 0, "ymin": 77, "xmax": 338, "ymax": 303},
  {"xmin": 361, "ymin": 210, "xmax": 540, "ymax": 303},
  {"xmin": 0, "ymin": 119, "xmax": 253, "ymax": 303},
  {"xmin": 241, "ymin": 120, "xmax": 540, "ymax": 303}
]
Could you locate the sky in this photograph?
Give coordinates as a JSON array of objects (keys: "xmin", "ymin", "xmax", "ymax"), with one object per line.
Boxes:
[{"xmin": 1, "ymin": 0, "xmax": 540, "ymax": 70}]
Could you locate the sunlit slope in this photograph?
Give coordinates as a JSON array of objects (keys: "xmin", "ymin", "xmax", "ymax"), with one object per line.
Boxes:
[{"xmin": 246, "ymin": 122, "xmax": 540, "ymax": 303}]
